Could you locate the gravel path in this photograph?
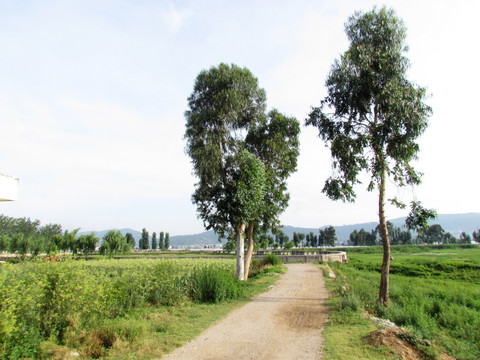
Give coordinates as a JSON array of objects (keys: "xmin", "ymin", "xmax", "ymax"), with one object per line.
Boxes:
[{"xmin": 162, "ymin": 263, "xmax": 329, "ymax": 360}]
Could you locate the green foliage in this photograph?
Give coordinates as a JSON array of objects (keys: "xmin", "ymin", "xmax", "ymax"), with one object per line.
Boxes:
[
  {"xmin": 306, "ymin": 6, "xmax": 434, "ymax": 305},
  {"xmin": 262, "ymin": 253, "xmax": 282, "ymax": 266},
  {"xmin": 0, "ymin": 258, "xmax": 236, "ymax": 358},
  {"xmin": 139, "ymin": 228, "xmax": 149, "ymax": 250},
  {"xmin": 185, "ymin": 63, "xmax": 300, "ymax": 279},
  {"xmin": 319, "ymin": 226, "xmax": 337, "ymax": 247},
  {"xmin": 306, "ymin": 6, "xmax": 432, "ymax": 203},
  {"xmin": 406, "ymin": 201, "xmax": 438, "ymax": 232},
  {"xmin": 151, "ymin": 232, "xmax": 157, "ymax": 250},
  {"xmin": 165, "ymin": 232, "xmax": 170, "ymax": 250},
  {"xmin": 159, "ymin": 231, "xmax": 165, "ymax": 250},
  {"xmin": 189, "ymin": 264, "xmax": 242, "ymax": 303},
  {"xmin": 99, "ymin": 230, "xmax": 131, "ymax": 257},
  {"xmin": 185, "ymin": 63, "xmax": 267, "ymax": 238},
  {"xmin": 350, "ymin": 228, "xmax": 377, "ymax": 246},
  {"xmin": 328, "ymin": 246, "xmax": 480, "ymax": 359},
  {"xmin": 227, "ymin": 149, "xmax": 266, "ymax": 227}
]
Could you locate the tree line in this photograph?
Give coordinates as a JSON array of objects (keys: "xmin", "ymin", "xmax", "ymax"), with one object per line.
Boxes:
[
  {"xmin": 138, "ymin": 228, "xmax": 170, "ymax": 250},
  {"xmin": 0, "ymin": 214, "xmax": 171, "ymax": 257},
  {"xmin": 348, "ymin": 222, "xmax": 478, "ymax": 246},
  {"xmin": 222, "ymin": 226, "xmax": 338, "ymax": 252}
]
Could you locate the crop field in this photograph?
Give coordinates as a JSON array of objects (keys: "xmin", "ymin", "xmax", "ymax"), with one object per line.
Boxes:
[
  {"xmin": 327, "ymin": 244, "xmax": 480, "ymax": 360},
  {"xmin": 0, "ymin": 257, "xmax": 251, "ymax": 359}
]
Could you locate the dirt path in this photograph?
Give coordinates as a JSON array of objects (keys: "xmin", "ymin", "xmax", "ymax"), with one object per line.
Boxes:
[{"xmin": 162, "ymin": 263, "xmax": 329, "ymax": 360}]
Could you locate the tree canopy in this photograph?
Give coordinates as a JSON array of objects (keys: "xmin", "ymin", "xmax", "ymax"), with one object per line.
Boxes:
[
  {"xmin": 185, "ymin": 63, "xmax": 299, "ymax": 279},
  {"xmin": 306, "ymin": 6, "xmax": 434, "ymax": 306}
]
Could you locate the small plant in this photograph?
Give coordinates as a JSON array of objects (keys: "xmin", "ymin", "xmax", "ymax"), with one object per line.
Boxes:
[
  {"xmin": 189, "ymin": 264, "xmax": 242, "ymax": 303},
  {"xmin": 262, "ymin": 253, "xmax": 282, "ymax": 266}
]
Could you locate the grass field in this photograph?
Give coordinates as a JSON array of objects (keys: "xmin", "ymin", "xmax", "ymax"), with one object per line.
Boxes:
[
  {"xmin": 0, "ymin": 256, "xmax": 284, "ymax": 359},
  {"xmin": 323, "ymin": 244, "xmax": 480, "ymax": 360}
]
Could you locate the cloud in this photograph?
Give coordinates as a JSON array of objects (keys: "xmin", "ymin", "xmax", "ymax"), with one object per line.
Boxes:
[
  {"xmin": 163, "ymin": 3, "xmax": 192, "ymax": 34},
  {"xmin": 0, "ymin": 93, "xmax": 194, "ymax": 204}
]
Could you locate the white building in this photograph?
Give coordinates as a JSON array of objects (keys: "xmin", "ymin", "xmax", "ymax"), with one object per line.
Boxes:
[{"xmin": 0, "ymin": 174, "xmax": 19, "ymax": 201}]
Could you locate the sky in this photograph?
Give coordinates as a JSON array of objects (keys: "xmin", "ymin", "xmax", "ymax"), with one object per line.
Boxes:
[{"xmin": 1, "ymin": 0, "xmax": 478, "ymax": 236}]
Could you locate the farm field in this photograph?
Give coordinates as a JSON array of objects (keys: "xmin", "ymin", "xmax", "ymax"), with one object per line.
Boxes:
[
  {"xmin": 0, "ymin": 257, "xmax": 283, "ymax": 359},
  {"xmin": 325, "ymin": 244, "xmax": 480, "ymax": 360}
]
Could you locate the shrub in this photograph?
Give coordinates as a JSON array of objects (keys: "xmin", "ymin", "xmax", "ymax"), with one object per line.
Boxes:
[
  {"xmin": 262, "ymin": 253, "xmax": 282, "ymax": 266},
  {"xmin": 189, "ymin": 265, "xmax": 242, "ymax": 303}
]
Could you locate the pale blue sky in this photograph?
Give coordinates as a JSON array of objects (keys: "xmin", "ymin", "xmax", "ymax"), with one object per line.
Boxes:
[{"xmin": 1, "ymin": 0, "xmax": 478, "ymax": 235}]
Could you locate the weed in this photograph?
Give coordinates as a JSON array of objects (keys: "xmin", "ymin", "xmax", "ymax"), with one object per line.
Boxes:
[
  {"xmin": 189, "ymin": 264, "xmax": 242, "ymax": 303},
  {"xmin": 262, "ymin": 253, "xmax": 282, "ymax": 266}
]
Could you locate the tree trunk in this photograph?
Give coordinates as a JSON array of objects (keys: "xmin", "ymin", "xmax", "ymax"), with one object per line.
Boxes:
[
  {"xmin": 377, "ymin": 163, "xmax": 391, "ymax": 307},
  {"xmin": 236, "ymin": 223, "xmax": 246, "ymax": 281},
  {"xmin": 244, "ymin": 221, "xmax": 255, "ymax": 280}
]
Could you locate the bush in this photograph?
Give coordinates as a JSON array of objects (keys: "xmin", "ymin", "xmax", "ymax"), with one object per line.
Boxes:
[
  {"xmin": 262, "ymin": 253, "xmax": 282, "ymax": 266},
  {"xmin": 189, "ymin": 265, "xmax": 242, "ymax": 303}
]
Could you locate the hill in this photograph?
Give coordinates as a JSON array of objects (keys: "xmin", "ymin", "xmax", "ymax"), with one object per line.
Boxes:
[{"xmin": 80, "ymin": 213, "xmax": 479, "ymax": 247}]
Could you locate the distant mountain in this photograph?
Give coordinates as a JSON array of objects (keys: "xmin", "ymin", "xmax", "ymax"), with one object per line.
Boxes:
[
  {"xmin": 79, "ymin": 213, "xmax": 479, "ymax": 247},
  {"xmin": 171, "ymin": 231, "xmax": 224, "ymax": 247},
  {"xmin": 282, "ymin": 213, "xmax": 480, "ymax": 244}
]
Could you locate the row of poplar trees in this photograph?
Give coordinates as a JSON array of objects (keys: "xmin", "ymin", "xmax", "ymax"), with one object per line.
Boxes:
[
  {"xmin": 138, "ymin": 228, "xmax": 170, "ymax": 250},
  {"xmin": 184, "ymin": 6, "xmax": 436, "ymax": 307}
]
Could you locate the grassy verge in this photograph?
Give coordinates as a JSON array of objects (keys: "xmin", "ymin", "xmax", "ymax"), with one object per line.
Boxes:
[
  {"xmin": 320, "ymin": 265, "xmax": 394, "ymax": 360},
  {"xmin": 40, "ymin": 264, "xmax": 285, "ymax": 359},
  {"xmin": 320, "ymin": 244, "xmax": 480, "ymax": 360}
]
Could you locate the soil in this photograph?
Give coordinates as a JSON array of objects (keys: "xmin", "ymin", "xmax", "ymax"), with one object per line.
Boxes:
[
  {"xmin": 162, "ymin": 263, "xmax": 329, "ymax": 360},
  {"xmin": 365, "ymin": 328, "xmax": 456, "ymax": 360}
]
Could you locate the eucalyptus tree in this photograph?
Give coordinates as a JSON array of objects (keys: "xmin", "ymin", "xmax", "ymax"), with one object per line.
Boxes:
[
  {"xmin": 185, "ymin": 63, "xmax": 299, "ymax": 280},
  {"xmin": 306, "ymin": 7, "xmax": 435, "ymax": 306},
  {"xmin": 185, "ymin": 63, "xmax": 266, "ymax": 280},
  {"xmin": 244, "ymin": 110, "xmax": 300, "ymax": 278}
]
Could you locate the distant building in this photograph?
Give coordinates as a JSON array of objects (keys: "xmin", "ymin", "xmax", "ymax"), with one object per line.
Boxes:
[{"xmin": 0, "ymin": 174, "xmax": 19, "ymax": 201}]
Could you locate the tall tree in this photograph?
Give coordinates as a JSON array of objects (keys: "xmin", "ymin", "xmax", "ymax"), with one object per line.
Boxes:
[
  {"xmin": 140, "ymin": 228, "xmax": 149, "ymax": 250},
  {"xmin": 185, "ymin": 63, "xmax": 267, "ymax": 280},
  {"xmin": 423, "ymin": 224, "xmax": 445, "ymax": 244},
  {"xmin": 100, "ymin": 230, "xmax": 130, "ymax": 257},
  {"xmin": 185, "ymin": 63, "xmax": 299, "ymax": 280},
  {"xmin": 298, "ymin": 233, "xmax": 305, "ymax": 247},
  {"xmin": 458, "ymin": 232, "xmax": 472, "ymax": 244},
  {"xmin": 244, "ymin": 110, "xmax": 300, "ymax": 278},
  {"xmin": 319, "ymin": 226, "xmax": 337, "ymax": 247},
  {"xmin": 151, "ymin": 232, "xmax": 157, "ymax": 250},
  {"xmin": 293, "ymin": 232, "xmax": 300, "ymax": 247},
  {"xmin": 78, "ymin": 233, "xmax": 99, "ymax": 258},
  {"xmin": 306, "ymin": 6, "xmax": 435, "ymax": 307},
  {"xmin": 125, "ymin": 232, "xmax": 136, "ymax": 248},
  {"xmin": 473, "ymin": 229, "xmax": 480, "ymax": 243},
  {"xmin": 159, "ymin": 231, "xmax": 165, "ymax": 250},
  {"xmin": 164, "ymin": 232, "xmax": 170, "ymax": 250}
]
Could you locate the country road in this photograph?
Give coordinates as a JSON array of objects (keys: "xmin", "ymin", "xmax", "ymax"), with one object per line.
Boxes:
[{"xmin": 162, "ymin": 263, "xmax": 329, "ymax": 360}]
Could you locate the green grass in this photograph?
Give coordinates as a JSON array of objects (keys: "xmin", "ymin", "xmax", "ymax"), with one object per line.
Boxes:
[
  {"xmin": 325, "ymin": 244, "xmax": 480, "ymax": 360},
  {"xmin": 0, "ymin": 257, "xmax": 284, "ymax": 359},
  {"xmin": 321, "ymin": 274, "xmax": 394, "ymax": 360}
]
